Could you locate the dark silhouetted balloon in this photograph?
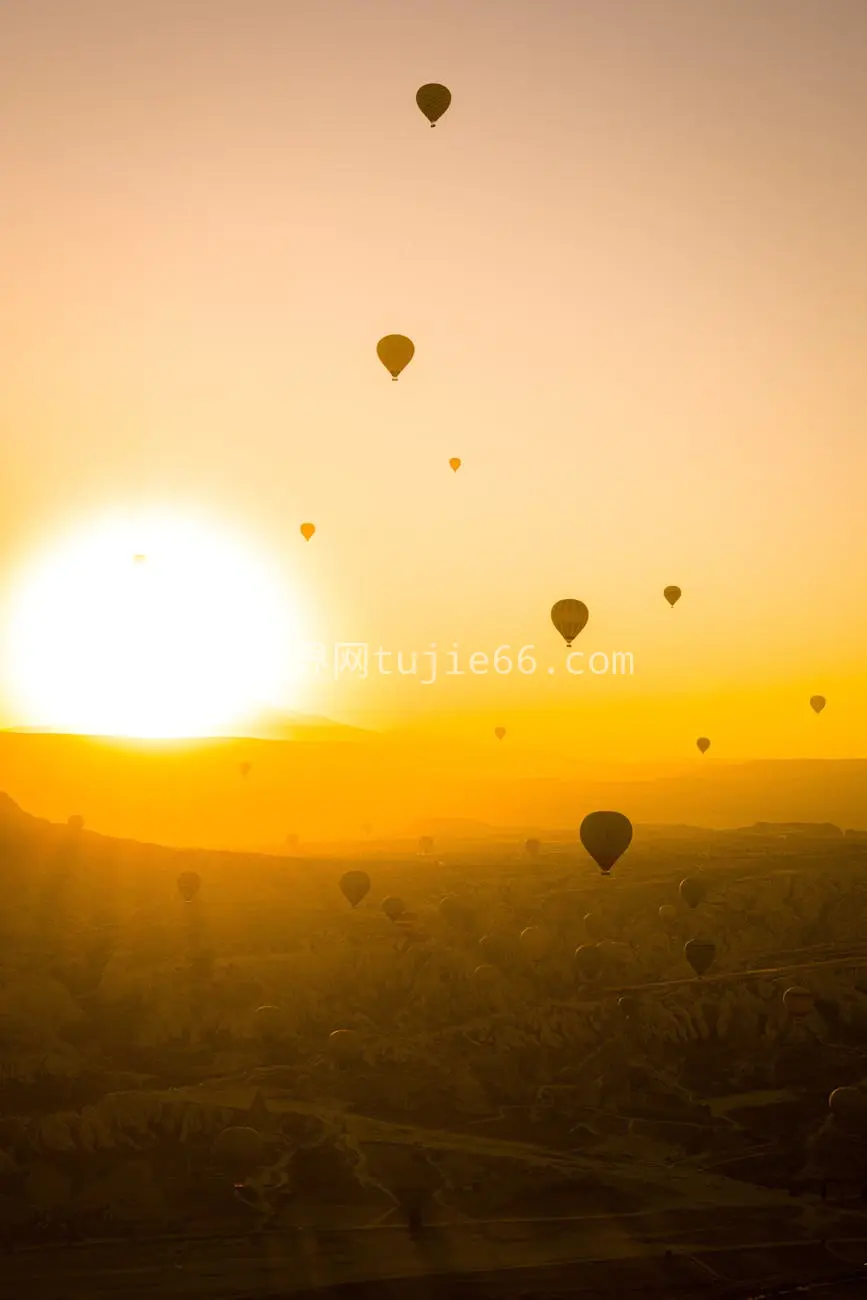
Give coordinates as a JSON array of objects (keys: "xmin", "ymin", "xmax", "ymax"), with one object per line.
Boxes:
[
  {"xmin": 573, "ymin": 944, "xmax": 605, "ymax": 980},
  {"xmin": 382, "ymin": 896, "xmax": 406, "ymax": 922},
  {"xmin": 679, "ymin": 876, "xmax": 707, "ymax": 909},
  {"xmin": 658, "ymin": 903, "xmax": 678, "ymax": 929},
  {"xmin": 479, "ymin": 932, "xmax": 520, "ymax": 969},
  {"xmin": 783, "ymin": 987, "xmax": 814, "ymax": 1019},
  {"xmin": 438, "ymin": 894, "xmax": 474, "ymax": 930},
  {"xmin": 472, "ymin": 963, "xmax": 501, "ymax": 991},
  {"xmin": 254, "ymin": 1005, "xmax": 285, "ymax": 1041},
  {"xmin": 810, "ymin": 695, "xmax": 826, "ymax": 714},
  {"xmin": 67, "ymin": 814, "xmax": 84, "ymax": 833},
  {"xmin": 239, "ymin": 762, "xmax": 252, "ymax": 777},
  {"xmin": 416, "ymin": 83, "xmax": 451, "ymax": 126},
  {"xmin": 339, "ymin": 870, "xmax": 370, "ymax": 908},
  {"xmin": 551, "ymin": 599, "xmax": 589, "ymax": 647},
  {"xmin": 377, "ymin": 335, "xmax": 414, "ymax": 380},
  {"xmin": 418, "ymin": 835, "xmax": 434, "ymax": 855},
  {"xmin": 583, "ymin": 912, "xmax": 604, "ymax": 941},
  {"xmin": 618, "ymin": 994, "xmax": 639, "ymax": 1020},
  {"xmin": 177, "ymin": 871, "xmax": 201, "ymax": 902},
  {"xmin": 494, "ymin": 726, "xmax": 506, "ymax": 741},
  {"xmin": 519, "ymin": 925, "xmax": 550, "ymax": 962},
  {"xmin": 328, "ymin": 1028, "xmax": 363, "ymax": 1065},
  {"xmin": 684, "ymin": 939, "xmax": 715, "ymax": 977},
  {"xmin": 212, "ymin": 1126, "xmax": 264, "ymax": 1182},
  {"xmin": 829, "ymin": 1086, "xmax": 867, "ymax": 1134},
  {"xmin": 525, "ymin": 837, "xmax": 541, "ymax": 856},
  {"xmin": 300, "ymin": 523, "xmax": 315, "ymax": 541},
  {"xmin": 449, "ymin": 457, "xmax": 461, "ymax": 472},
  {"xmin": 663, "ymin": 585, "xmax": 681, "ymax": 607},
  {"xmin": 580, "ymin": 811, "xmax": 633, "ymax": 874},
  {"xmin": 696, "ymin": 737, "xmax": 710, "ymax": 754}
]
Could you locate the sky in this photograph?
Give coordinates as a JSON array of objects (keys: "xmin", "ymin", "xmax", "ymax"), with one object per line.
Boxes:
[{"xmin": 0, "ymin": 0, "xmax": 865, "ymax": 762}]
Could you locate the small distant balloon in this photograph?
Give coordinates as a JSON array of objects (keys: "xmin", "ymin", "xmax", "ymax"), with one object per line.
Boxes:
[
  {"xmin": 551, "ymin": 599, "xmax": 589, "ymax": 648},
  {"xmin": 684, "ymin": 939, "xmax": 715, "ymax": 977},
  {"xmin": 696, "ymin": 737, "xmax": 711, "ymax": 754},
  {"xmin": 328, "ymin": 1028, "xmax": 363, "ymax": 1065},
  {"xmin": 177, "ymin": 871, "xmax": 201, "ymax": 902},
  {"xmin": 449, "ymin": 457, "xmax": 461, "ymax": 472},
  {"xmin": 583, "ymin": 912, "xmax": 604, "ymax": 941},
  {"xmin": 525, "ymin": 837, "xmax": 541, "ymax": 857},
  {"xmin": 519, "ymin": 925, "xmax": 550, "ymax": 962},
  {"xmin": 658, "ymin": 903, "xmax": 678, "ymax": 929},
  {"xmin": 300, "ymin": 523, "xmax": 315, "ymax": 542},
  {"xmin": 580, "ymin": 810, "xmax": 633, "ymax": 875},
  {"xmin": 418, "ymin": 835, "xmax": 434, "ymax": 855},
  {"xmin": 783, "ymin": 987, "xmax": 814, "ymax": 1019},
  {"xmin": 382, "ymin": 896, "xmax": 406, "ymax": 922},
  {"xmin": 239, "ymin": 762, "xmax": 252, "ymax": 777},
  {"xmin": 494, "ymin": 726, "xmax": 506, "ymax": 741},
  {"xmin": 663, "ymin": 585, "xmax": 681, "ymax": 607},
  {"xmin": 253, "ymin": 1005, "xmax": 285, "ymax": 1042},
  {"xmin": 828, "ymin": 1086, "xmax": 867, "ymax": 1133},
  {"xmin": 810, "ymin": 695, "xmax": 826, "ymax": 714},
  {"xmin": 67, "ymin": 814, "xmax": 84, "ymax": 833},
  {"xmin": 212, "ymin": 1126, "xmax": 265, "ymax": 1183},
  {"xmin": 133, "ymin": 554, "xmax": 146, "ymax": 565},
  {"xmin": 416, "ymin": 83, "xmax": 451, "ymax": 127},
  {"xmin": 573, "ymin": 944, "xmax": 605, "ymax": 980},
  {"xmin": 339, "ymin": 870, "xmax": 370, "ymax": 908},
  {"xmin": 377, "ymin": 334, "xmax": 415, "ymax": 380},
  {"xmin": 679, "ymin": 876, "xmax": 707, "ymax": 909}
]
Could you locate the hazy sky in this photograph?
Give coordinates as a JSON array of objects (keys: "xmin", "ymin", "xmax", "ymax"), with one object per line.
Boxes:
[{"xmin": 0, "ymin": 0, "xmax": 865, "ymax": 759}]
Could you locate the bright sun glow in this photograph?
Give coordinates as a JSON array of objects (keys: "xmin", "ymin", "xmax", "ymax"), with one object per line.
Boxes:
[{"xmin": 2, "ymin": 510, "xmax": 303, "ymax": 738}]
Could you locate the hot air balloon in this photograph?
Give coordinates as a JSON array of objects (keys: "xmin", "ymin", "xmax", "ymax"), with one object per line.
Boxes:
[
  {"xmin": 328, "ymin": 1028, "xmax": 363, "ymax": 1065},
  {"xmin": 618, "ymin": 994, "xmax": 639, "ymax": 1020},
  {"xmin": 382, "ymin": 896, "xmax": 406, "ymax": 922},
  {"xmin": 551, "ymin": 599, "xmax": 589, "ymax": 647},
  {"xmin": 177, "ymin": 871, "xmax": 201, "ymax": 902},
  {"xmin": 810, "ymin": 695, "xmax": 826, "ymax": 714},
  {"xmin": 478, "ymin": 932, "xmax": 520, "ymax": 969},
  {"xmin": 580, "ymin": 811, "xmax": 633, "ymax": 874},
  {"xmin": 684, "ymin": 939, "xmax": 715, "ymax": 977},
  {"xmin": 472, "ymin": 963, "xmax": 501, "ymax": 991},
  {"xmin": 494, "ymin": 726, "xmax": 506, "ymax": 741},
  {"xmin": 525, "ymin": 837, "xmax": 541, "ymax": 856},
  {"xmin": 377, "ymin": 334, "xmax": 414, "ymax": 380},
  {"xmin": 300, "ymin": 523, "xmax": 315, "ymax": 541},
  {"xmin": 449, "ymin": 457, "xmax": 461, "ymax": 472},
  {"xmin": 783, "ymin": 987, "xmax": 814, "ymax": 1019},
  {"xmin": 239, "ymin": 762, "xmax": 252, "ymax": 777},
  {"xmin": 829, "ymin": 1086, "xmax": 867, "ymax": 1133},
  {"xmin": 418, "ymin": 835, "xmax": 434, "ymax": 855},
  {"xmin": 133, "ymin": 554, "xmax": 146, "ymax": 565},
  {"xmin": 416, "ymin": 83, "xmax": 451, "ymax": 127},
  {"xmin": 573, "ymin": 944, "xmax": 605, "ymax": 980},
  {"xmin": 663, "ymin": 585, "xmax": 681, "ymax": 607},
  {"xmin": 212, "ymin": 1126, "xmax": 265, "ymax": 1183},
  {"xmin": 67, "ymin": 814, "xmax": 84, "ymax": 833},
  {"xmin": 438, "ymin": 894, "xmax": 474, "ymax": 930},
  {"xmin": 696, "ymin": 737, "xmax": 710, "ymax": 754},
  {"xmin": 519, "ymin": 926, "xmax": 550, "ymax": 963},
  {"xmin": 658, "ymin": 903, "xmax": 678, "ymax": 929},
  {"xmin": 339, "ymin": 870, "xmax": 370, "ymax": 908},
  {"xmin": 253, "ymin": 1005, "xmax": 285, "ymax": 1042},
  {"xmin": 679, "ymin": 876, "xmax": 707, "ymax": 909}
]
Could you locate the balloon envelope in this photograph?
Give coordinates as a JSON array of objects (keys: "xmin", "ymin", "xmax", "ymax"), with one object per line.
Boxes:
[
  {"xmin": 418, "ymin": 835, "xmax": 434, "ymax": 855},
  {"xmin": 550, "ymin": 599, "xmax": 589, "ymax": 647},
  {"xmin": 810, "ymin": 695, "xmax": 826, "ymax": 714},
  {"xmin": 783, "ymin": 987, "xmax": 814, "ymax": 1019},
  {"xmin": 339, "ymin": 870, "xmax": 371, "ymax": 908},
  {"xmin": 580, "ymin": 810, "xmax": 633, "ymax": 874},
  {"xmin": 679, "ymin": 876, "xmax": 707, "ymax": 909},
  {"xmin": 253, "ymin": 1005, "xmax": 285, "ymax": 1041},
  {"xmin": 573, "ymin": 944, "xmax": 605, "ymax": 980},
  {"xmin": 658, "ymin": 903, "xmax": 678, "ymax": 928},
  {"xmin": 684, "ymin": 939, "xmax": 715, "ymax": 977},
  {"xmin": 377, "ymin": 334, "xmax": 415, "ymax": 379},
  {"xmin": 328, "ymin": 1028, "xmax": 363, "ymax": 1064},
  {"xmin": 212, "ymin": 1126, "xmax": 264, "ymax": 1181},
  {"xmin": 177, "ymin": 870, "xmax": 201, "ymax": 902},
  {"xmin": 525, "ymin": 837, "xmax": 541, "ymax": 856},
  {"xmin": 67, "ymin": 814, "xmax": 84, "ymax": 832},
  {"xmin": 239, "ymin": 762, "xmax": 252, "ymax": 777},
  {"xmin": 416, "ymin": 83, "xmax": 451, "ymax": 125},
  {"xmin": 519, "ymin": 925, "xmax": 550, "ymax": 962},
  {"xmin": 494, "ymin": 726, "xmax": 506, "ymax": 740},
  {"xmin": 829, "ymin": 1086, "xmax": 867, "ymax": 1132},
  {"xmin": 663, "ymin": 585, "xmax": 681, "ymax": 607},
  {"xmin": 300, "ymin": 522, "xmax": 315, "ymax": 541},
  {"xmin": 696, "ymin": 737, "xmax": 710, "ymax": 754},
  {"xmin": 449, "ymin": 457, "xmax": 461, "ymax": 472},
  {"xmin": 382, "ymin": 896, "xmax": 406, "ymax": 922},
  {"xmin": 583, "ymin": 912, "xmax": 604, "ymax": 941}
]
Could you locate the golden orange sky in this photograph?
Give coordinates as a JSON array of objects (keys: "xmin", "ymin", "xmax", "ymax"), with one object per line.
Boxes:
[{"xmin": 0, "ymin": 0, "xmax": 865, "ymax": 761}]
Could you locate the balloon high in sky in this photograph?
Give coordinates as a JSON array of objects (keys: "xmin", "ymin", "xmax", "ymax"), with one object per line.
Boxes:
[
  {"xmin": 550, "ymin": 600, "xmax": 589, "ymax": 648},
  {"xmin": 579, "ymin": 811, "xmax": 633, "ymax": 875},
  {"xmin": 416, "ymin": 84, "xmax": 451, "ymax": 127},
  {"xmin": 300, "ymin": 523, "xmax": 315, "ymax": 542},
  {"xmin": 663, "ymin": 586, "xmax": 681, "ymax": 607},
  {"xmin": 376, "ymin": 335, "xmax": 414, "ymax": 380}
]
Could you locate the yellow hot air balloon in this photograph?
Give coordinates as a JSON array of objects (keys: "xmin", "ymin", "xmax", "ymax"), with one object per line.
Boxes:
[
  {"xmin": 696, "ymin": 737, "xmax": 710, "ymax": 754},
  {"xmin": 551, "ymin": 599, "xmax": 589, "ymax": 648},
  {"xmin": 663, "ymin": 585, "xmax": 681, "ymax": 607},
  {"xmin": 416, "ymin": 83, "xmax": 451, "ymax": 127},
  {"xmin": 300, "ymin": 522, "xmax": 315, "ymax": 541},
  {"xmin": 449, "ymin": 457, "xmax": 461, "ymax": 472},
  {"xmin": 494, "ymin": 726, "xmax": 506, "ymax": 741},
  {"xmin": 377, "ymin": 335, "xmax": 415, "ymax": 380},
  {"xmin": 810, "ymin": 695, "xmax": 826, "ymax": 714}
]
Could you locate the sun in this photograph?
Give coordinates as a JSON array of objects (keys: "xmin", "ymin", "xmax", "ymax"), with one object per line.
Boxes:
[{"xmin": 1, "ymin": 509, "xmax": 304, "ymax": 738}]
